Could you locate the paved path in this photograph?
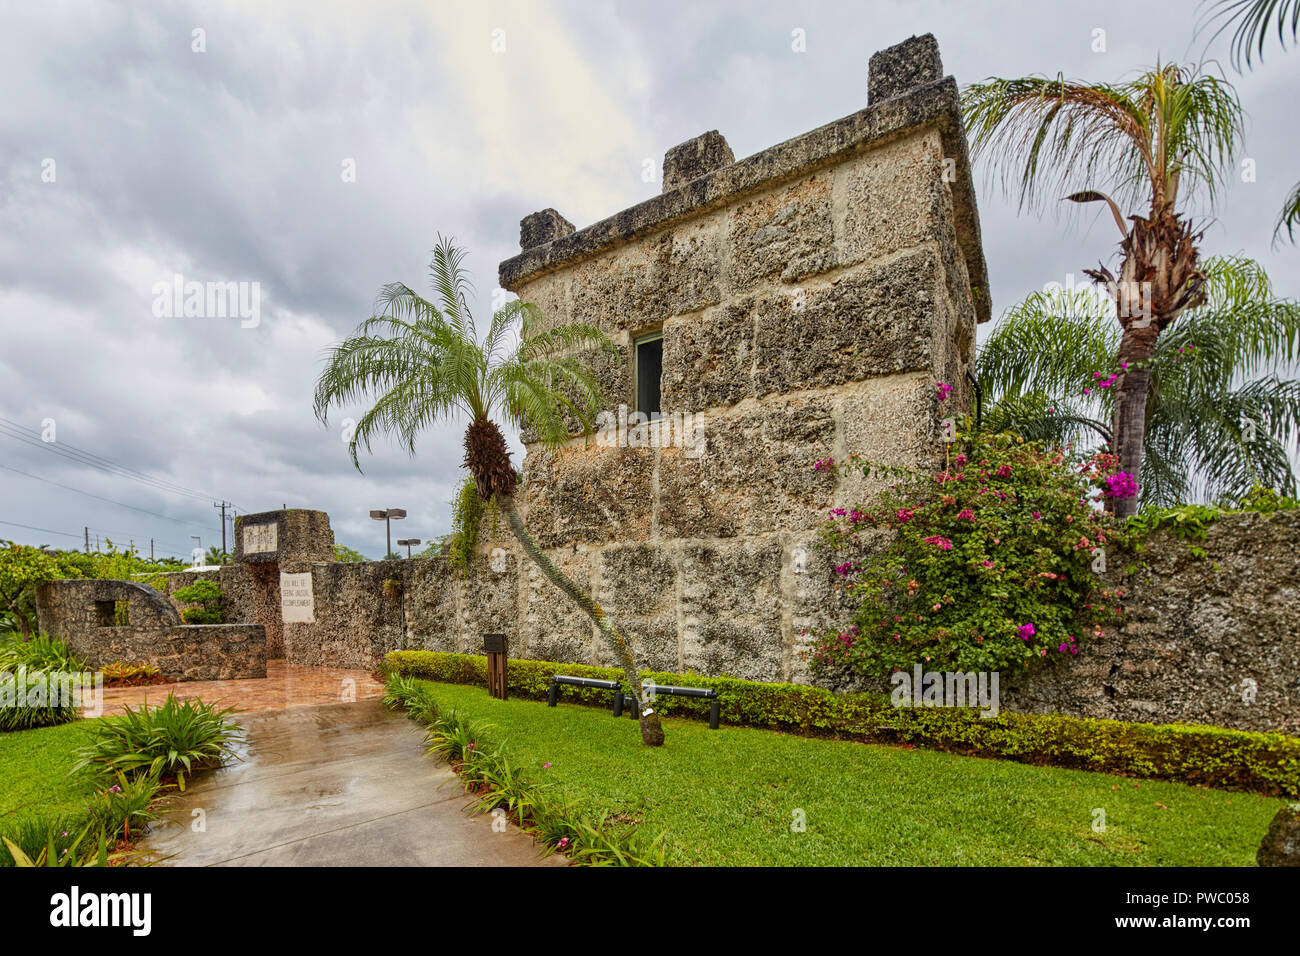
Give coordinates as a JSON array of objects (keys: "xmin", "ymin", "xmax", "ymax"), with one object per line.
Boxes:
[
  {"xmin": 139, "ymin": 700, "xmax": 565, "ymax": 867},
  {"xmin": 93, "ymin": 661, "xmax": 385, "ymax": 717}
]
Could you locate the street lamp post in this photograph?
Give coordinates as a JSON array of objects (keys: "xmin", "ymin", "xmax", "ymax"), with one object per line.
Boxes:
[
  {"xmin": 397, "ymin": 538, "xmax": 421, "ymax": 559},
  {"xmin": 369, "ymin": 508, "xmax": 406, "ymax": 558}
]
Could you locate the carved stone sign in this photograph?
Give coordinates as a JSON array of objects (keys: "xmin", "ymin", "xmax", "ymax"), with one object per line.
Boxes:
[
  {"xmin": 243, "ymin": 522, "xmax": 278, "ymax": 555},
  {"xmin": 280, "ymin": 572, "xmax": 314, "ymax": 623}
]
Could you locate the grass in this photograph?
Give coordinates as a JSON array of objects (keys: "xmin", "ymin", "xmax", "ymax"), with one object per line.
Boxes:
[
  {"xmin": 0, "ymin": 720, "xmax": 100, "ymax": 835},
  {"xmin": 412, "ymin": 681, "xmax": 1283, "ymax": 866}
]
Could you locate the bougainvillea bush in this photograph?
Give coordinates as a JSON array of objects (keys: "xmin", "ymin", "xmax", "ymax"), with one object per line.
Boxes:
[{"xmin": 812, "ymin": 425, "xmax": 1127, "ymax": 679}]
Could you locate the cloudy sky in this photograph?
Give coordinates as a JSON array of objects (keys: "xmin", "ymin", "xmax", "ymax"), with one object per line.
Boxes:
[{"xmin": 1, "ymin": 0, "xmax": 1296, "ymax": 560}]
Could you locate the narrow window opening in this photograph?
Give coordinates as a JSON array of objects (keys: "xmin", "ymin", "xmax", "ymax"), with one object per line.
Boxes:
[{"xmin": 635, "ymin": 334, "xmax": 663, "ymax": 417}]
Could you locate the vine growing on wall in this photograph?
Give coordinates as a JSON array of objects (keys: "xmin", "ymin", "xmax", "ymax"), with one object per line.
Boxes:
[{"xmin": 447, "ymin": 476, "xmax": 498, "ymax": 576}]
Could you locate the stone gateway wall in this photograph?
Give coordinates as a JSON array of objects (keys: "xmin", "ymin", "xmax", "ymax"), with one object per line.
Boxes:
[{"xmin": 34, "ymin": 578, "xmax": 266, "ymax": 681}]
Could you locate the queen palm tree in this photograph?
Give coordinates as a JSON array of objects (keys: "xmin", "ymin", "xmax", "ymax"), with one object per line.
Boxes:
[
  {"xmin": 1202, "ymin": 0, "xmax": 1300, "ymax": 241},
  {"xmin": 978, "ymin": 255, "xmax": 1300, "ymax": 505},
  {"xmin": 314, "ymin": 237, "xmax": 666, "ymax": 746},
  {"xmin": 963, "ymin": 63, "xmax": 1245, "ymax": 516}
]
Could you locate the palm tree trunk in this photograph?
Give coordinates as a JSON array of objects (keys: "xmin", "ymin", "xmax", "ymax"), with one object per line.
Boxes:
[
  {"xmin": 1111, "ymin": 312, "xmax": 1160, "ymax": 518},
  {"xmin": 496, "ymin": 494, "xmax": 665, "ymax": 746}
]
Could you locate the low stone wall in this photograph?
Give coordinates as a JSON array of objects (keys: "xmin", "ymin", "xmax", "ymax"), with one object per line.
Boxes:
[
  {"xmin": 1000, "ymin": 511, "xmax": 1300, "ymax": 735},
  {"xmin": 60, "ymin": 623, "xmax": 266, "ymax": 682},
  {"xmin": 35, "ymin": 578, "xmax": 267, "ymax": 681}
]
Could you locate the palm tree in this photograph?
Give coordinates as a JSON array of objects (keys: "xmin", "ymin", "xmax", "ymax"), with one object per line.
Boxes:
[
  {"xmin": 978, "ymin": 255, "xmax": 1300, "ymax": 505},
  {"xmin": 314, "ymin": 238, "xmax": 667, "ymax": 746},
  {"xmin": 963, "ymin": 63, "xmax": 1245, "ymax": 516},
  {"xmin": 1202, "ymin": 0, "xmax": 1300, "ymax": 241}
]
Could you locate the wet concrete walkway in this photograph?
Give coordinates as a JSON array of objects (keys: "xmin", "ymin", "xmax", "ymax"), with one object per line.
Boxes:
[
  {"xmin": 139, "ymin": 700, "xmax": 565, "ymax": 867},
  {"xmin": 95, "ymin": 661, "xmax": 385, "ymax": 717}
]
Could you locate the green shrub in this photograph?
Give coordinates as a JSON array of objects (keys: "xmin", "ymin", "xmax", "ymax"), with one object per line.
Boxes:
[
  {"xmin": 382, "ymin": 650, "xmax": 1300, "ymax": 797},
  {"xmin": 815, "ymin": 427, "xmax": 1124, "ymax": 677},
  {"xmin": 1, "ymin": 824, "xmax": 111, "ymax": 867},
  {"xmin": 172, "ymin": 579, "xmax": 223, "ymax": 625},
  {"xmin": 447, "ymin": 476, "xmax": 496, "ymax": 576},
  {"xmin": 73, "ymin": 695, "xmax": 243, "ymax": 790},
  {"xmin": 0, "ymin": 667, "xmax": 84, "ymax": 731},
  {"xmin": 0, "ymin": 633, "xmax": 86, "ymax": 672}
]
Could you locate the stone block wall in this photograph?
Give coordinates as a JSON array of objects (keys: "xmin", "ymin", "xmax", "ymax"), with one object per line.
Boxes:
[
  {"xmin": 1000, "ymin": 511, "xmax": 1300, "ymax": 734},
  {"xmin": 34, "ymin": 578, "xmax": 266, "ymax": 680}
]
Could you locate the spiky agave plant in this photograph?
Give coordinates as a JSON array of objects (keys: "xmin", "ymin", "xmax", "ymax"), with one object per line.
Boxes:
[
  {"xmin": 963, "ymin": 62, "xmax": 1246, "ymax": 516},
  {"xmin": 313, "ymin": 237, "xmax": 667, "ymax": 746}
]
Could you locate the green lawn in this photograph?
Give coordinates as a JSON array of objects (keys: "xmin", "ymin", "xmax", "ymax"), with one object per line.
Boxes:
[
  {"xmin": 414, "ymin": 682, "xmax": 1282, "ymax": 866},
  {"xmin": 0, "ymin": 719, "xmax": 100, "ymax": 834}
]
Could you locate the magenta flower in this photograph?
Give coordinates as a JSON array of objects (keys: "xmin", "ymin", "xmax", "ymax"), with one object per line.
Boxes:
[
  {"xmin": 935, "ymin": 382, "xmax": 953, "ymax": 402},
  {"xmin": 542, "ymin": 762, "xmax": 552, "ymax": 769},
  {"xmin": 557, "ymin": 837, "xmax": 570, "ymax": 849},
  {"xmin": 1105, "ymin": 472, "xmax": 1138, "ymax": 499},
  {"xmin": 923, "ymin": 535, "xmax": 953, "ymax": 551},
  {"xmin": 956, "ymin": 509, "xmax": 974, "ymax": 521},
  {"xmin": 896, "ymin": 508, "xmax": 914, "ymax": 523},
  {"xmin": 1016, "ymin": 623, "xmax": 1036, "ymax": 641}
]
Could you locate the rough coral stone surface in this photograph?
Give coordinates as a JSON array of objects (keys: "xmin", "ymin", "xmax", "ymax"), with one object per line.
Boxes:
[
  {"xmin": 726, "ymin": 173, "xmax": 837, "ymax": 290},
  {"xmin": 662, "ymin": 130, "xmax": 735, "ymax": 193},
  {"xmin": 1258, "ymin": 804, "xmax": 1300, "ymax": 866},
  {"xmin": 999, "ymin": 511, "xmax": 1300, "ymax": 733},
  {"xmin": 868, "ymin": 33, "xmax": 943, "ymax": 104},
  {"xmin": 753, "ymin": 249, "xmax": 939, "ymax": 395},
  {"xmin": 596, "ymin": 543, "xmax": 679, "ymax": 671},
  {"xmin": 520, "ymin": 208, "xmax": 575, "ymax": 250},
  {"xmin": 657, "ymin": 398, "xmax": 837, "ymax": 539},
  {"xmin": 520, "ymin": 446, "xmax": 654, "ymax": 548},
  {"xmin": 680, "ymin": 539, "xmax": 784, "ymax": 681}
]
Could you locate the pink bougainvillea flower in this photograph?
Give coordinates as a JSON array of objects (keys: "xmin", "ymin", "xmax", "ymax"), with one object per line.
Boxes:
[
  {"xmin": 1105, "ymin": 472, "xmax": 1139, "ymax": 499},
  {"xmin": 896, "ymin": 508, "xmax": 914, "ymax": 523},
  {"xmin": 1016, "ymin": 622, "xmax": 1036, "ymax": 640},
  {"xmin": 923, "ymin": 535, "xmax": 953, "ymax": 551},
  {"xmin": 954, "ymin": 453, "xmax": 967, "ymax": 466},
  {"xmin": 956, "ymin": 509, "xmax": 974, "ymax": 521},
  {"xmin": 935, "ymin": 381, "xmax": 953, "ymax": 402}
]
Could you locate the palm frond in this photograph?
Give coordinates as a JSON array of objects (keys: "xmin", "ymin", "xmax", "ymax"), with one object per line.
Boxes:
[{"xmin": 1201, "ymin": 0, "xmax": 1300, "ymax": 70}]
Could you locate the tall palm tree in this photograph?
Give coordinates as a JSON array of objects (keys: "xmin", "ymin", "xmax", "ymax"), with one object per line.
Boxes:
[
  {"xmin": 963, "ymin": 64, "xmax": 1245, "ymax": 516},
  {"xmin": 978, "ymin": 255, "xmax": 1300, "ymax": 505},
  {"xmin": 1202, "ymin": 0, "xmax": 1300, "ymax": 241},
  {"xmin": 314, "ymin": 238, "xmax": 667, "ymax": 746}
]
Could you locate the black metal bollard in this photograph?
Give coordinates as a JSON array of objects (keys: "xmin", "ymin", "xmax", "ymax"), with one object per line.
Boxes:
[{"xmin": 547, "ymin": 679, "xmax": 559, "ymax": 707}]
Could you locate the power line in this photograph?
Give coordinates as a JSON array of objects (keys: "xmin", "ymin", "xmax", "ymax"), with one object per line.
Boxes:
[
  {"xmin": 0, "ymin": 520, "xmax": 190, "ymax": 559},
  {"xmin": 0, "ymin": 462, "xmax": 213, "ymax": 530},
  {"xmin": 0, "ymin": 418, "xmax": 242, "ymax": 509}
]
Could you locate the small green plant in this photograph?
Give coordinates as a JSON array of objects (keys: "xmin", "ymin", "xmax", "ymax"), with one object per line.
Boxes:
[
  {"xmin": 101, "ymin": 660, "xmax": 161, "ymax": 683},
  {"xmin": 172, "ymin": 579, "xmax": 223, "ymax": 624},
  {"xmin": 2, "ymin": 825, "xmax": 110, "ymax": 867},
  {"xmin": 86, "ymin": 772, "xmax": 162, "ymax": 841},
  {"xmin": 381, "ymin": 578, "xmax": 402, "ymax": 598},
  {"xmin": 73, "ymin": 695, "xmax": 244, "ymax": 790},
  {"xmin": 0, "ymin": 633, "xmax": 86, "ymax": 672}
]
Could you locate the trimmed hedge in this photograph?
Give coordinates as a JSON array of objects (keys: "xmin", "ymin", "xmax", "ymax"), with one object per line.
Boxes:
[{"xmin": 381, "ymin": 650, "xmax": 1300, "ymax": 797}]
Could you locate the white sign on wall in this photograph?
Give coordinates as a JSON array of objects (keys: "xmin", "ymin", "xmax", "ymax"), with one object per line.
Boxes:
[
  {"xmin": 280, "ymin": 572, "xmax": 315, "ymax": 623},
  {"xmin": 243, "ymin": 522, "xmax": 278, "ymax": 555}
]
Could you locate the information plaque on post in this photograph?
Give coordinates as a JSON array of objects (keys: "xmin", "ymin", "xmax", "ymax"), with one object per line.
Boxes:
[{"xmin": 483, "ymin": 633, "xmax": 507, "ymax": 700}]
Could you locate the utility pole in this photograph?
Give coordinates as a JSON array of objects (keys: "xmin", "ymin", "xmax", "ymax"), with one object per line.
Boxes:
[
  {"xmin": 150, "ymin": 539, "xmax": 155, "ymax": 562},
  {"xmin": 214, "ymin": 501, "xmax": 231, "ymax": 561},
  {"xmin": 84, "ymin": 527, "xmax": 89, "ymax": 554}
]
